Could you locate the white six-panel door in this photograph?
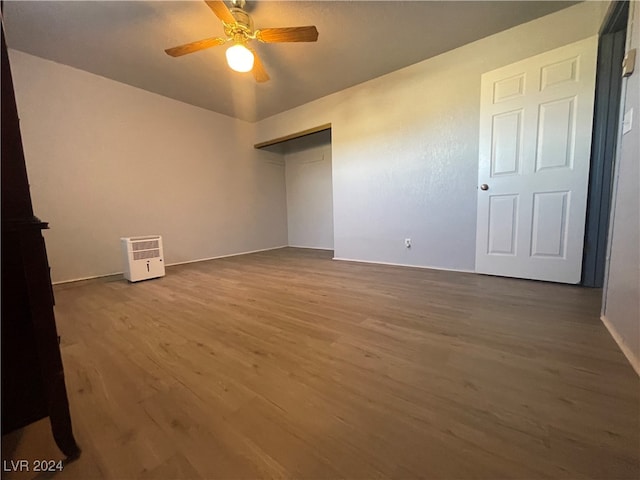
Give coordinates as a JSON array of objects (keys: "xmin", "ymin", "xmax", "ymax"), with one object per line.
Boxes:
[{"xmin": 475, "ymin": 36, "xmax": 597, "ymax": 284}]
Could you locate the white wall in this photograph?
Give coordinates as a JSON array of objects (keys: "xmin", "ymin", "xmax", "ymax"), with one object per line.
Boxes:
[
  {"xmin": 285, "ymin": 136, "xmax": 333, "ymax": 249},
  {"xmin": 256, "ymin": 2, "xmax": 608, "ymax": 272},
  {"xmin": 9, "ymin": 50, "xmax": 288, "ymax": 283},
  {"xmin": 602, "ymin": 1, "xmax": 640, "ymax": 375}
]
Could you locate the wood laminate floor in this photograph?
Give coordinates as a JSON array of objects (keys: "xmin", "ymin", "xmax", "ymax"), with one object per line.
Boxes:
[{"xmin": 2, "ymin": 248, "xmax": 639, "ymax": 479}]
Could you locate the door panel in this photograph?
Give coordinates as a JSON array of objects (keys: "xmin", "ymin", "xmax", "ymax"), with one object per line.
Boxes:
[
  {"xmin": 488, "ymin": 195, "xmax": 519, "ymax": 255},
  {"xmin": 536, "ymin": 97, "xmax": 576, "ymax": 171},
  {"xmin": 491, "ymin": 110, "xmax": 523, "ymax": 176},
  {"xmin": 493, "ymin": 74, "xmax": 525, "ymax": 102},
  {"xmin": 541, "ymin": 56, "xmax": 579, "ymax": 90},
  {"xmin": 530, "ymin": 191, "xmax": 569, "ymax": 258},
  {"xmin": 476, "ymin": 36, "xmax": 597, "ymax": 283}
]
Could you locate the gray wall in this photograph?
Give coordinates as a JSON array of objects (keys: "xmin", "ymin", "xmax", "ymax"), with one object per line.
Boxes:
[
  {"xmin": 602, "ymin": 1, "xmax": 640, "ymax": 375},
  {"xmin": 10, "ymin": 50, "xmax": 288, "ymax": 283}
]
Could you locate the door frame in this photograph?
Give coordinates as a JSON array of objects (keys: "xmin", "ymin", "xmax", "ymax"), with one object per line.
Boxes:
[{"xmin": 581, "ymin": 0, "xmax": 629, "ymax": 287}]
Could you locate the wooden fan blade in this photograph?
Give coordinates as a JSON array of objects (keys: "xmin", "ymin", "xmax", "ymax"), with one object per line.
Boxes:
[
  {"xmin": 256, "ymin": 26, "xmax": 318, "ymax": 43},
  {"xmin": 204, "ymin": 0, "xmax": 236, "ymax": 25},
  {"xmin": 165, "ymin": 37, "xmax": 226, "ymax": 57},
  {"xmin": 249, "ymin": 47, "xmax": 269, "ymax": 83}
]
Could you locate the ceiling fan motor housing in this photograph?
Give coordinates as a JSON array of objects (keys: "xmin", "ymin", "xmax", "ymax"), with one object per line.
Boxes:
[{"xmin": 230, "ymin": 7, "xmax": 253, "ymax": 32}]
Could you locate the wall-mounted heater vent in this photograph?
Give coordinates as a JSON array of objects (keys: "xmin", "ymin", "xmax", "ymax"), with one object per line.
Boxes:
[{"xmin": 121, "ymin": 235, "xmax": 165, "ymax": 282}]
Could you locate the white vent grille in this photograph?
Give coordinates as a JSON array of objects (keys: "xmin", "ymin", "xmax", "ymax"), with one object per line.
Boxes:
[
  {"xmin": 121, "ymin": 235, "xmax": 165, "ymax": 282},
  {"xmin": 133, "ymin": 249, "xmax": 160, "ymax": 260},
  {"xmin": 132, "ymin": 240, "xmax": 159, "ymax": 251}
]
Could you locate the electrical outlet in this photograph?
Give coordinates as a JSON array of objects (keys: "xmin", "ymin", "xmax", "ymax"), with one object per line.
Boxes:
[{"xmin": 405, "ymin": 238, "xmax": 411, "ymax": 248}]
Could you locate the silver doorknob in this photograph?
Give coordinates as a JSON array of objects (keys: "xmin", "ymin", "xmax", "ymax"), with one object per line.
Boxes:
[{"xmin": 480, "ymin": 184, "xmax": 489, "ymax": 191}]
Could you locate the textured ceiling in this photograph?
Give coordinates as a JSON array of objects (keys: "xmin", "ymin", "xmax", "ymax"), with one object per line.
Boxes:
[{"xmin": 3, "ymin": 1, "xmax": 579, "ymax": 122}]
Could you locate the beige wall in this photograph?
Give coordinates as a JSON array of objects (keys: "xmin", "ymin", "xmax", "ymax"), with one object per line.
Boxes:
[
  {"xmin": 602, "ymin": 0, "xmax": 640, "ymax": 375},
  {"xmin": 256, "ymin": 2, "xmax": 608, "ymax": 272},
  {"xmin": 9, "ymin": 50, "xmax": 288, "ymax": 283}
]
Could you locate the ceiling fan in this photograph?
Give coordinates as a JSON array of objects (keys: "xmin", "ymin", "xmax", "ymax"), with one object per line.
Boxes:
[{"xmin": 165, "ymin": 0, "xmax": 319, "ymax": 83}]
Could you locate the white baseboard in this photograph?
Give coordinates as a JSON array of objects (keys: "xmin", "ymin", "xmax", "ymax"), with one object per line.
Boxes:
[
  {"xmin": 288, "ymin": 245, "xmax": 334, "ymax": 251},
  {"xmin": 166, "ymin": 245, "xmax": 288, "ymax": 267},
  {"xmin": 52, "ymin": 271, "xmax": 123, "ymax": 285},
  {"xmin": 600, "ymin": 315, "xmax": 640, "ymax": 377},
  {"xmin": 52, "ymin": 245, "xmax": 288, "ymax": 285},
  {"xmin": 332, "ymin": 256, "xmax": 475, "ymax": 274}
]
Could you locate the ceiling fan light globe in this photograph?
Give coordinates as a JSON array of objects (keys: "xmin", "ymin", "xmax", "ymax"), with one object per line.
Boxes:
[{"xmin": 226, "ymin": 44, "xmax": 254, "ymax": 73}]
